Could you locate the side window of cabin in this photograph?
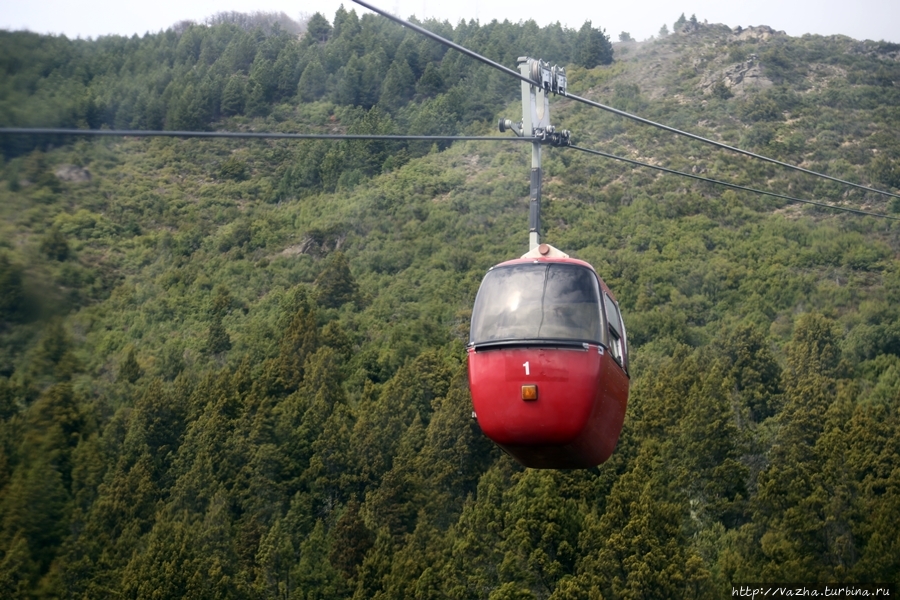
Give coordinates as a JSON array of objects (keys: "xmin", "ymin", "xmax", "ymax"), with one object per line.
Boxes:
[{"xmin": 603, "ymin": 294, "xmax": 626, "ymax": 369}]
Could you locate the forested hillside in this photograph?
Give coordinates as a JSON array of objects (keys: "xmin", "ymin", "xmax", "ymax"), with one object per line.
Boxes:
[{"xmin": 1, "ymin": 8, "xmax": 899, "ymax": 598}]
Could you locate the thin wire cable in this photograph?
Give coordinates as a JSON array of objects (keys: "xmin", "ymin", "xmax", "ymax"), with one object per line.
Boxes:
[
  {"xmin": 565, "ymin": 94, "xmax": 900, "ymax": 200},
  {"xmin": 352, "ymin": 0, "xmax": 529, "ymax": 83},
  {"xmin": 0, "ymin": 128, "xmax": 536, "ymax": 142},
  {"xmin": 6, "ymin": 128, "xmax": 893, "ymax": 218},
  {"xmin": 352, "ymin": 0, "xmax": 900, "ymax": 201},
  {"xmin": 568, "ymin": 144, "xmax": 900, "ymax": 220}
]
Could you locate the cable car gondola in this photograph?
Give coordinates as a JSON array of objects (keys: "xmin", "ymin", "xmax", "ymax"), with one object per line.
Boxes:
[{"xmin": 467, "ymin": 243, "xmax": 629, "ymax": 469}]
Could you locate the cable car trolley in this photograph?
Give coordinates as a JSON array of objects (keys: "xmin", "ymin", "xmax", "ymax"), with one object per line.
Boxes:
[
  {"xmin": 467, "ymin": 243, "xmax": 629, "ymax": 469},
  {"xmin": 467, "ymin": 56, "xmax": 629, "ymax": 468}
]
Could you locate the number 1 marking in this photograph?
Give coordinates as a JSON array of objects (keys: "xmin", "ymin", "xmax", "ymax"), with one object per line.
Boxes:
[{"xmin": 523, "ymin": 361, "xmax": 530, "ymax": 375}]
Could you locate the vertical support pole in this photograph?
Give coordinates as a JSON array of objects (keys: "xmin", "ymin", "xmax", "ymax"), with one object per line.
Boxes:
[
  {"xmin": 530, "ymin": 146, "xmax": 541, "ymax": 251},
  {"xmin": 519, "ymin": 57, "xmax": 541, "ymax": 251}
]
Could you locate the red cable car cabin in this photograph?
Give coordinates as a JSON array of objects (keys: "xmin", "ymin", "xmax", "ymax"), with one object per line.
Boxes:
[{"xmin": 467, "ymin": 244, "xmax": 630, "ymax": 469}]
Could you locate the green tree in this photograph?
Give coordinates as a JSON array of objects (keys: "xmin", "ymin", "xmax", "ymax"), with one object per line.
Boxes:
[
  {"xmin": 744, "ymin": 314, "xmax": 843, "ymax": 581},
  {"xmin": 329, "ymin": 501, "xmax": 375, "ymax": 579},
  {"xmin": 315, "ymin": 251, "xmax": 359, "ymax": 309},
  {"xmin": 293, "ymin": 520, "xmax": 348, "ymax": 598},
  {"xmin": 440, "ymin": 465, "xmax": 512, "ymax": 599},
  {"xmin": 575, "ymin": 22, "xmax": 613, "ymax": 68},
  {"xmin": 33, "ymin": 320, "xmax": 79, "ymax": 381},
  {"xmin": 379, "ymin": 59, "xmax": 415, "ymax": 112},
  {"xmin": 206, "ymin": 286, "xmax": 233, "ymax": 356},
  {"xmin": 254, "ymin": 516, "xmax": 297, "ymax": 598},
  {"xmin": 305, "ymin": 13, "xmax": 332, "ymax": 45},
  {"xmin": 39, "ymin": 226, "xmax": 70, "ymax": 261},
  {"xmin": 0, "ymin": 384, "xmax": 86, "ymax": 575},
  {"xmin": 711, "ymin": 80, "xmax": 734, "ymax": 100},
  {"xmin": 220, "ymin": 74, "xmax": 247, "ymax": 116},
  {"xmin": 206, "ymin": 315, "xmax": 231, "ymax": 355},
  {"xmin": 298, "ymin": 55, "xmax": 327, "ymax": 102},
  {"xmin": 271, "ymin": 287, "xmax": 319, "ymax": 393},
  {"xmin": 497, "ymin": 471, "xmax": 582, "ymax": 596},
  {"xmin": 573, "ymin": 448, "xmax": 715, "ymax": 599},
  {"xmin": 0, "ymin": 377, "xmax": 17, "ymax": 420},
  {"xmin": 246, "ymin": 58, "xmax": 276, "ymax": 117},
  {"xmin": 0, "ymin": 533, "xmax": 37, "ymax": 599},
  {"xmin": 0, "ymin": 254, "xmax": 25, "ymax": 325},
  {"xmin": 868, "ymin": 154, "xmax": 900, "ymax": 190},
  {"xmin": 718, "ymin": 324, "xmax": 782, "ymax": 421},
  {"xmin": 166, "ymin": 81, "xmax": 213, "ymax": 131},
  {"xmin": 335, "ymin": 54, "xmax": 365, "ymax": 106},
  {"xmin": 415, "ymin": 62, "xmax": 445, "ymax": 99},
  {"xmin": 117, "ymin": 347, "xmax": 142, "ymax": 384}
]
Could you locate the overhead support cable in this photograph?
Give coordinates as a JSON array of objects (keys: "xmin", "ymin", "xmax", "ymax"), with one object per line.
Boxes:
[
  {"xmin": 0, "ymin": 128, "xmax": 537, "ymax": 143},
  {"xmin": 352, "ymin": 0, "xmax": 534, "ymax": 86},
  {"xmin": 351, "ymin": 0, "xmax": 900, "ymax": 201},
  {"xmin": 563, "ymin": 95, "xmax": 900, "ymax": 200},
  {"xmin": 568, "ymin": 144, "xmax": 900, "ymax": 221}
]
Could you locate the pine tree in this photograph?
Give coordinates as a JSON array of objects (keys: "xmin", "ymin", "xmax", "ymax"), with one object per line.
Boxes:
[
  {"xmin": 306, "ymin": 402, "xmax": 357, "ymax": 507},
  {"xmin": 440, "ymin": 464, "xmax": 513, "ymax": 599},
  {"xmin": 416, "ymin": 62, "xmax": 445, "ymax": 99},
  {"xmin": 292, "ymin": 520, "xmax": 348, "ymax": 598},
  {"xmin": 0, "ymin": 377, "xmax": 17, "ymax": 420},
  {"xmin": 0, "ymin": 254, "xmax": 25, "ymax": 326},
  {"xmin": 352, "ymin": 528, "xmax": 395, "ymax": 600},
  {"xmin": 315, "ymin": 251, "xmax": 359, "ymax": 309},
  {"xmin": 39, "ymin": 226, "xmax": 69, "ymax": 261},
  {"xmin": 117, "ymin": 347, "xmax": 142, "ymax": 384},
  {"xmin": 746, "ymin": 314, "xmax": 843, "ymax": 581},
  {"xmin": 364, "ymin": 415, "xmax": 426, "ymax": 538},
  {"xmin": 497, "ymin": 471, "xmax": 582, "ymax": 596},
  {"xmin": 379, "ymin": 59, "xmax": 415, "ymax": 112},
  {"xmin": 275, "ymin": 347, "xmax": 344, "ymax": 493},
  {"xmin": 0, "ymin": 454, "xmax": 70, "ymax": 573},
  {"xmin": 0, "ymin": 533, "xmax": 37, "ymax": 599},
  {"xmin": 573, "ymin": 448, "xmax": 715, "ymax": 599},
  {"xmin": 329, "ymin": 500, "xmax": 375, "ymax": 580},
  {"xmin": 254, "ymin": 516, "xmax": 297, "ymax": 598},
  {"xmin": 220, "ymin": 74, "xmax": 247, "ymax": 116},
  {"xmin": 206, "ymin": 316, "xmax": 231, "ymax": 355},
  {"xmin": 412, "ymin": 366, "xmax": 496, "ymax": 520},
  {"xmin": 335, "ymin": 55, "xmax": 364, "ymax": 106},
  {"xmin": 298, "ymin": 56, "xmax": 326, "ymax": 102},
  {"xmin": 206, "ymin": 286, "xmax": 233, "ymax": 356},
  {"xmin": 377, "ymin": 519, "xmax": 448, "ymax": 599},
  {"xmin": 33, "ymin": 320, "xmax": 79, "ymax": 381},
  {"xmin": 575, "ymin": 22, "xmax": 613, "ymax": 68},
  {"xmin": 719, "ymin": 324, "xmax": 782, "ymax": 422},
  {"xmin": 275, "ymin": 289, "xmax": 319, "ymax": 392},
  {"xmin": 304, "ymin": 13, "xmax": 332, "ymax": 45},
  {"xmin": 247, "ymin": 56, "xmax": 276, "ymax": 113}
]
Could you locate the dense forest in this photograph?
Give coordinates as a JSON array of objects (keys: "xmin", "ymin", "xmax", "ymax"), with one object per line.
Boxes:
[{"xmin": 1, "ymin": 6, "xmax": 900, "ymax": 598}]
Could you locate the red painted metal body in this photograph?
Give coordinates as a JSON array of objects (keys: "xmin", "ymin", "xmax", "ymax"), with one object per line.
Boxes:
[{"xmin": 467, "ymin": 254, "xmax": 629, "ymax": 469}]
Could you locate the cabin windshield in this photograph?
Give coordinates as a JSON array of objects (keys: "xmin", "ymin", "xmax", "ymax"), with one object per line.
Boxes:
[{"xmin": 470, "ymin": 263, "xmax": 602, "ymax": 345}]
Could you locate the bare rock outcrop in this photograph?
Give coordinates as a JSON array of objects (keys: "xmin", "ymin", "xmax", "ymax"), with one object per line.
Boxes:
[
  {"xmin": 732, "ymin": 25, "xmax": 786, "ymax": 41},
  {"xmin": 54, "ymin": 164, "xmax": 91, "ymax": 182},
  {"xmin": 701, "ymin": 58, "xmax": 773, "ymax": 95}
]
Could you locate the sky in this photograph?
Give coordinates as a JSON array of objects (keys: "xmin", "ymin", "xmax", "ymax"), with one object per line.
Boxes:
[{"xmin": 2, "ymin": 0, "xmax": 898, "ymax": 44}]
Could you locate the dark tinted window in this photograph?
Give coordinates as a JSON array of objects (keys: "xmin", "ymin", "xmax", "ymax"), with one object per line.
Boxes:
[
  {"xmin": 603, "ymin": 293, "xmax": 628, "ymax": 370},
  {"xmin": 470, "ymin": 263, "xmax": 602, "ymax": 344},
  {"xmin": 604, "ymin": 294, "xmax": 622, "ymax": 339}
]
